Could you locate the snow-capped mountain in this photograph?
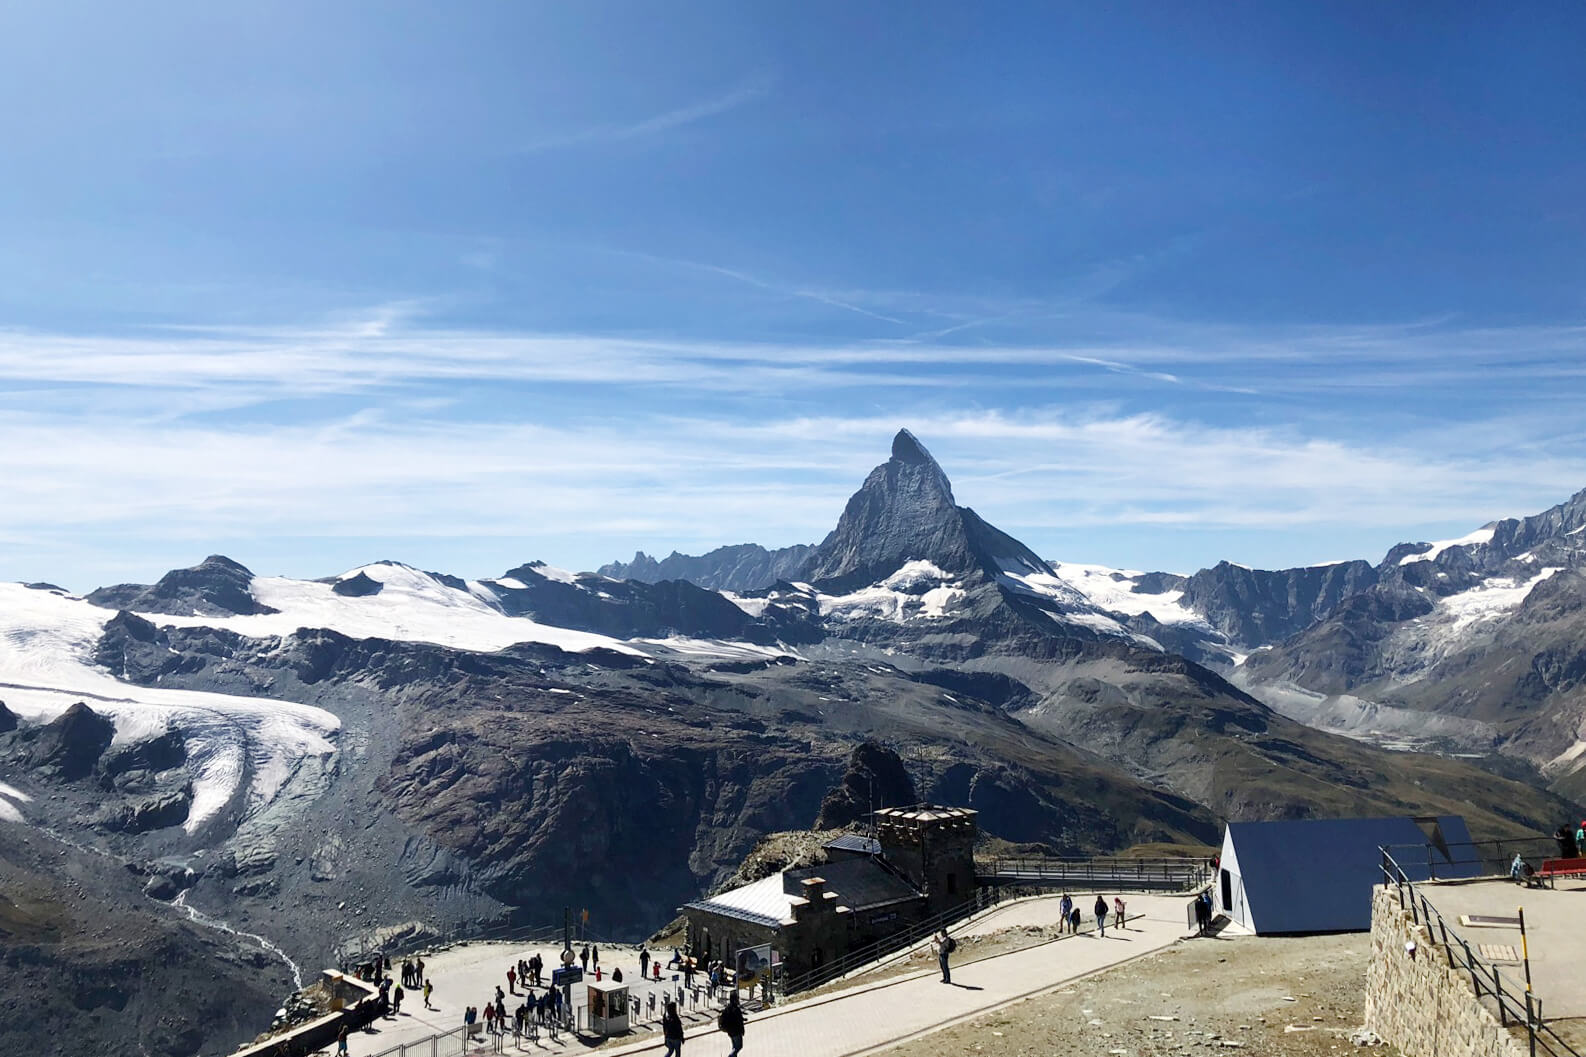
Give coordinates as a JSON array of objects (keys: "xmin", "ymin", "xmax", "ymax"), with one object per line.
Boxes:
[{"xmin": 1, "ymin": 427, "xmax": 1579, "ymax": 1057}]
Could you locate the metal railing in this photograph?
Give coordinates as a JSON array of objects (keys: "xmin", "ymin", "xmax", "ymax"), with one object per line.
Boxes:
[
  {"xmin": 976, "ymin": 855, "xmax": 1210, "ymax": 891},
  {"xmin": 1379, "ymin": 838, "xmax": 1564, "ymax": 883},
  {"xmin": 341, "ymin": 920, "xmax": 615, "ymax": 975},
  {"xmin": 774, "ymin": 887, "xmax": 1003, "ymax": 997},
  {"xmin": 1380, "ymin": 846, "xmax": 1581, "ymax": 1057}
]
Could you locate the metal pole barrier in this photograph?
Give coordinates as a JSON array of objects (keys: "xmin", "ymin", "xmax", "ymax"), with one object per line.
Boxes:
[
  {"xmin": 1519, "ymin": 906, "xmax": 1534, "ymax": 994},
  {"xmin": 1525, "ymin": 991, "xmax": 1537, "ymax": 1057}
]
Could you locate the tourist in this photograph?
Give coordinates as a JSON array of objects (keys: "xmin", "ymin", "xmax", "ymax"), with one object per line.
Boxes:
[
  {"xmin": 640, "ymin": 947, "xmax": 651, "ymax": 980},
  {"xmin": 415, "ymin": 958, "xmax": 425, "ymax": 986},
  {"xmin": 1113, "ymin": 896, "xmax": 1126, "ymax": 931},
  {"xmin": 1095, "ymin": 895, "xmax": 1109, "ymax": 937},
  {"xmin": 1069, "ymin": 906, "xmax": 1081, "ymax": 933},
  {"xmin": 336, "ymin": 1024, "xmax": 349, "ymax": 1057},
  {"xmin": 423, "ymin": 979, "xmax": 434, "ymax": 1010},
  {"xmin": 580, "ymin": 944, "xmax": 590, "ymax": 972},
  {"xmin": 669, "ymin": 945, "xmax": 682, "ymax": 969},
  {"xmin": 464, "ymin": 1005, "xmax": 477, "ymax": 1036},
  {"xmin": 1059, "ymin": 893, "xmax": 1073, "ymax": 933},
  {"xmin": 484, "ymin": 1002, "xmax": 496, "ymax": 1034},
  {"xmin": 507, "ymin": 965, "xmax": 516, "ymax": 993},
  {"xmin": 1576, "ymin": 820, "xmax": 1586, "ymax": 853},
  {"xmin": 931, "ymin": 929, "xmax": 954, "ymax": 984},
  {"xmin": 1556, "ymin": 826, "xmax": 1578, "ymax": 859},
  {"xmin": 613, "ymin": 967, "xmax": 624, "ymax": 983},
  {"xmin": 592, "ymin": 944, "xmax": 600, "ymax": 972},
  {"xmin": 718, "ymin": 990, "xmax": 746, "ymax": 1057},
  {"xmin": 392, "ymin": 983, "xmax": 404, "ymax": 1014},
  {"xmin": 662, "ymin": 999, "xmax": 685, "ymax": 1057}
]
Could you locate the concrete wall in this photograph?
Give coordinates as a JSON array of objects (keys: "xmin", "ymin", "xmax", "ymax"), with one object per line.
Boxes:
[
  {"xmin": 1364, "ymin": 886, "xmax": 1528, "ymax": 1057},
  {"xmin": 230, "ymin": 971, "xmax": 379, "ymax": 1057}
]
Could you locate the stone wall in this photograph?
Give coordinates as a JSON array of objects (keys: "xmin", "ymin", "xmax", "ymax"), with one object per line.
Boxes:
[{"xmin": 1364, "ymin": 885, "xmax": 1528, "ymax": 1057}]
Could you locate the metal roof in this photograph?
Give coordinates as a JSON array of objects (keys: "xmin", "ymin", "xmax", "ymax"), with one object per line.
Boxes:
[
  {"xmin": 823, "ymin": 834, "xmax": 882, "ymax": 855},
  {"xmin": 1222, "ymin": 815, "xmax": 1477, "ymax": 935},
  {"xmin": 684, "ymin": 857, "xmax": 923, "ymax": 927}
]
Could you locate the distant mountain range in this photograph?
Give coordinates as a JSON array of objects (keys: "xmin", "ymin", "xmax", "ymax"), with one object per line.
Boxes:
[{"xmin": 2, "ymin": 428, "xmax": 1583, "ymax": 1056}]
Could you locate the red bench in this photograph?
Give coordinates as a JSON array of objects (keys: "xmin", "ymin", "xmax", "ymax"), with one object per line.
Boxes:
[{"xmin": 1538, "ymin": 857, "xmax": 1586, "ymax": 888}]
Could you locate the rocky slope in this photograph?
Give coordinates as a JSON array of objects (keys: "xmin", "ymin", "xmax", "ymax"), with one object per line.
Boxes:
[
  {"xmin": 599, "ymin": 543, "xmax": 817, "ymax": 593},
  {"xmin": 0, "ymin": 822, "xmax": 294, "ymax": 1057},
  {"xmin": 4, "ymin": 429, "xmax": 1584, "ymax": 1055}
]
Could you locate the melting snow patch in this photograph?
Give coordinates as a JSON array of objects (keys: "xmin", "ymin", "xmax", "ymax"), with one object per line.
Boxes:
[
  {"xmin": 1047, "ymin": 562, "xmax": 1209, "ymax": 627},
  {"xmin": 818, "ymin": 561, "xmax": 966, "ymax": 623},
  {"xmin": 1400, "ymin": 526, "xmax": 1496, "ymax": 565}
]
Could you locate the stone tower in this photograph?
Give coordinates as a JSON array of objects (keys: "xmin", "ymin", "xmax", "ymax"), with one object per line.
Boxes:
[{"xmin": 873, "ymin": 804, "xmax": 978, "ymax": 915}]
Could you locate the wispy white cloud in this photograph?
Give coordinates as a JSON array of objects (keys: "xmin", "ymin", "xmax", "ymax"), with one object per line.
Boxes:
[
  {"xmin": 3, "ymin": 308, "xmax": 1584, "ymax": 587},
  {"xmin": 519, "ymin": 81, "xmax": 769, "ymax": 152}
]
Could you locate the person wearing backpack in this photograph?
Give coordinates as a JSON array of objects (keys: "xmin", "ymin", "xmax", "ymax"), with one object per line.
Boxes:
[
  {"xmin": 932, "ymin": 929, "xmax": 955, "ymax": 984},
  {"xmin": 718, "ymin": 990, "xmax": 746, "ymax": 1056}
]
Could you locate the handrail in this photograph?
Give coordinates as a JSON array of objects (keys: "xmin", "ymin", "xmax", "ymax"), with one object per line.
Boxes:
[
  {"xmin": 775, "ymin": 887, "xmax": 1001, "ymax": 997},
  {"xmin": 1379, "ymin": 846, "xmax": 1582, "ymax": 1057}
]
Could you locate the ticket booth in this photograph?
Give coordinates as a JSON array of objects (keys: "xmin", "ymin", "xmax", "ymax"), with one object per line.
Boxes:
[{"xmin": 587, "ymin": 979, "xmax": 629, "ymax": 1036}]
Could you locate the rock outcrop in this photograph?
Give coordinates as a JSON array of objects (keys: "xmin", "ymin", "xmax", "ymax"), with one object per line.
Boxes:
[
  {"xmin": 815, "ymin": 740, "xmax": 919, "ymax": 829},
  {"xmin": 598, "ymin": 543, "xmax": 817, "ymax": 593},
  {"xmin": 87, "ymin": 554, "xmax": 279, "ymax": 616}
]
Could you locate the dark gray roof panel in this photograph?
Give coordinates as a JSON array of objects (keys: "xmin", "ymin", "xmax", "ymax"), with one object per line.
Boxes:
[
  {"xmin": 1228, "ymin": 815, "xmax": 1477, "ymax": 934},
  {"xmin": 785, "ymin": 857, "xmax": 921, "ymax": 912},
  {"xmin": 823, "ymin": 834, "xmax": 882, "ymax": 855}
]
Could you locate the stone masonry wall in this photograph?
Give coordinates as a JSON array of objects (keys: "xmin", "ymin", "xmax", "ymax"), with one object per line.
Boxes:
[{"xmin": 1364, "ymin": 885, "xmax": 1528, "ymax": 1057}]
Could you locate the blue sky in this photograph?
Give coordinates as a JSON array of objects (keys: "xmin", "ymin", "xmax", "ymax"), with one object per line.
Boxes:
[{"xmin": 2, "ymin": 2, "xmax": 1585, "ymax": 590}]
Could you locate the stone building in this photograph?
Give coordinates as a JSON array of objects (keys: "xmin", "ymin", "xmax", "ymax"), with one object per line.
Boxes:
[{"xmin": 679, "ymin": 804, "xmax": 977, "ymax": 982}]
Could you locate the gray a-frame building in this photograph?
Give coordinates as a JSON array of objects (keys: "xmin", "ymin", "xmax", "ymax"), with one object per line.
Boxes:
[{"xmin": 1214, "ymin": 815, "xmax": 1478, "ymax": 935}]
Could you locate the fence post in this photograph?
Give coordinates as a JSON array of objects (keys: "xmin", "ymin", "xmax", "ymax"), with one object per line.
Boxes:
[
  {"xmin": 1438, "ymin": 916, "xmax": 1452, "ymax": 967},
  {"xmin": 1462, "ymin": 938, "xmax": 1481, "ymax": 999},
  {"xmin": 1525, "ymin": 991, "xmax": 1537, "ymax": 1057},
  {"xmin": 1493, "ymin": 963, "xmax": 1507, "ymax": 1026}
]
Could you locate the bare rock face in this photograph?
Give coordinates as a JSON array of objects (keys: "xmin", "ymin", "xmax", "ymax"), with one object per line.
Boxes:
[
  {"xmin": 87, "ymin": 554, "xmax": 278, "ymax": 616},
  {"xmin": 1179, "ymin": 559, "xmax": 1380, "ymax": 648},
  {"xmin": 815, "ymin": 740, "xmax": 918, "ymax": 829},
  {"xmin": 598, "ymin": 543, "xmax": 817, "ymax": 593},
  {"xmin": 27, "ymin": 702, "xmax": 115, "ymax": 781},
  {"xmin": 0, "ymin": 699, "xmax": 16, "ymax": 734},
  {"xmin": 331, "ymin": 570, "xmax": 383, "ymax": 597}
]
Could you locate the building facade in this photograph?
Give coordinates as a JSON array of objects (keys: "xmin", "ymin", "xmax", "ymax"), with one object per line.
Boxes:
[{"xmin": 679, "ymin": 804, "xmax": 978, "ymax": 983}]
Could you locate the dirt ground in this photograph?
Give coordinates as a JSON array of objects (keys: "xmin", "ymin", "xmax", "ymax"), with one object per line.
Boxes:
[{"xmin": 883, "ymin": 932, "xmax": 1401, "ymax": 1057}]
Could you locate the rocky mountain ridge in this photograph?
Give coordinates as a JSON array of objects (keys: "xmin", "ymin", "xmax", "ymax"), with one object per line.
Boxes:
[{"xmin": 4, "ymin": 429, "xmax": 1584, "ymax": 1057}]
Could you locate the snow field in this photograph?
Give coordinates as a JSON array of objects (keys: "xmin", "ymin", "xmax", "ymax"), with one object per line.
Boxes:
[{"xmin": 0, "ymin": 582, "xmax": 339, "ymax": 834}]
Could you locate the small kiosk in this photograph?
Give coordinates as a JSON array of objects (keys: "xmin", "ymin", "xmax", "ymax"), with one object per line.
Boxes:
[{"xmin": 587, "ymin": 979, "xmax": 630, "ymax": 1036}]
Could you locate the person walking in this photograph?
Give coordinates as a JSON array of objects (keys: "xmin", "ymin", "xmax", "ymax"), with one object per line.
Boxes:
[
  {"xmin": 1069, "ymin": 905, "xmax": 1081, "ymax": 933},
  {"xmin": 422, "ymin": 979, "xmax": 434, "ymax": 1009},
  {"xmin": 1059, "ymin": 893, "xmax": 1073, "ymax": 934},
  {"xmin": 1094, "ymin": 895, "xmax": 1109, "ymax": 937},
  {"xmin": 336, "ymin": 1024, "xmax": 349, "ymax": 1057},
  {"xmin": 931, "ymin": 929, "xmax": 954, "ymax": 984},
  {"xmin": 640, "ymin": 947, "xmax": 650, "ymax": 980},
  {"xmin": 580, "ymin": 944, "xmax": 590, "ymax": 972},
  {"xmin": 591, "ymin": 945, "xmax": 600, "ymax": 972},
  {"xmin": 392, "ymin": 983, "xmax": 404, "ymax": 1015},
  {"xmin": 662, "ymin": 998, "xmax": 685, "ymax": 1057},
  {"xmin": 718, "ymin": 990, "xmax": 746, "ymax": 1057},
  {"xmin": 1113, "ymin": 896, "xmax": 1127, "ymax": 931}
]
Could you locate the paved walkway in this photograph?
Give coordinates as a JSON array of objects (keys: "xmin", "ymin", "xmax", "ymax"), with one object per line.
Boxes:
[{"xmin": 341, "ymin": 892, "xmax": 1193, "ymax": 1057}]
